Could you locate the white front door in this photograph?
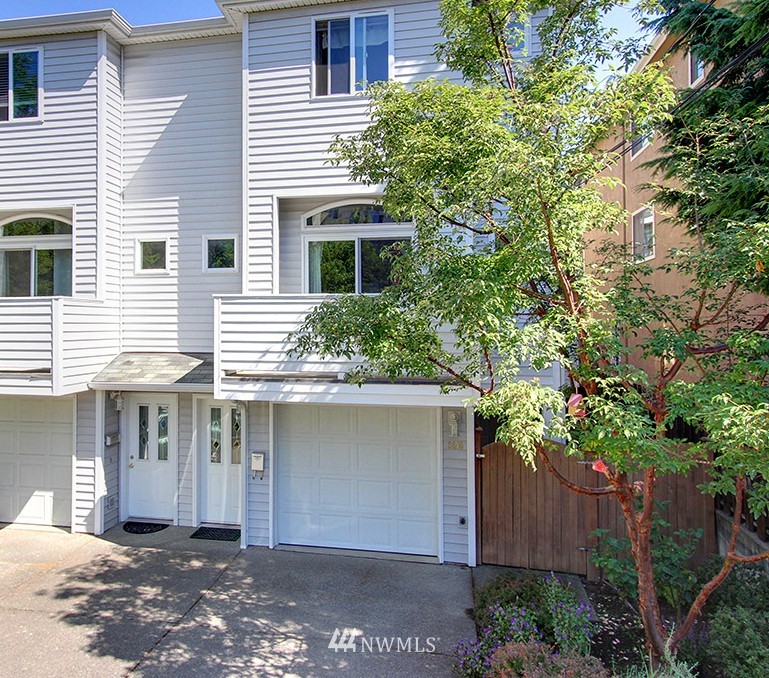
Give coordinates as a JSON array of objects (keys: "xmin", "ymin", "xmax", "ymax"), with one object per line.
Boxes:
[
  {"xmin": 200, "ymin": 400, "xmax": 242, "ymax": 525},
  {"xmin": 126, "ymin": 394, "xmax": 177, "ymax": 520}
]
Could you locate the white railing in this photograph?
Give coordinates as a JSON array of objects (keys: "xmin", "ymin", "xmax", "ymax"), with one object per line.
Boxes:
[
  {"xmin": 0, "ymin": 297, "xmax": 119, "ymax": 395},
  {"xmin": 217, "ymin": 295, "xmax": 360, "ymax": 377}
]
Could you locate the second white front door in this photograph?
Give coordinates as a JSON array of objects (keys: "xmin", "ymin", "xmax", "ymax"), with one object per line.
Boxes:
[
  {"xmin": 127, "ymin": 394, "xmax": 177, "ymax": 521},
  {"xmin": 200, "ymin": 400, "xmax": 242, "ymax": 525}
]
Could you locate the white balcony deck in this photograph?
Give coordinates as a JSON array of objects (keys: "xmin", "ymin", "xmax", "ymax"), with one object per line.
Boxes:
[
  {"xmin": 0, "ymin": 298, "xmax": 119, "ymax": 395},
  {"xmin": 215, "ymin": 294, "xmax": 473, "ymax": 406}
]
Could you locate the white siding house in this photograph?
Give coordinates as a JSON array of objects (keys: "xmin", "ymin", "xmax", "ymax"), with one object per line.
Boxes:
[{"xmin": 0, "ymin": 1, "xmax": 559, "ymax": 566}]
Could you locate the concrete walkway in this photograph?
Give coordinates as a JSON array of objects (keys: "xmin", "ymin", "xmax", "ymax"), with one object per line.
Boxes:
[{"xmin": 0, "ymin": 525, "xmax": 475, "ymax": 677}]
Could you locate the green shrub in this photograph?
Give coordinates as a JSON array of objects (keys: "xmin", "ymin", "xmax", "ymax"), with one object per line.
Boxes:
[
  {"xmin": 487, "ymin": 641, "xmax": 609, "ymax": 677},
  {"xmin": 705, "ymin": 605, "xmax": 769, "ymax": 677},
  {"xmin": 541, "ymin": 575, "xmax": 592, "ymax": 655},
  {"xmin": 590, "ymin": 503, "xmax": 702, "ymax": 615},
  {"xmin": 695, "ymin": 556, "xmax": 769, "ymax": 614},
  {"xmin": 474, "ymin": 574, "xmax": 546, "ymax": 629}
]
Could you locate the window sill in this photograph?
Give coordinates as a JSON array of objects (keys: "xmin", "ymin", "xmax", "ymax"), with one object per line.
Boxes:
[
  {"xmin": 135, "ymin": 270, "xmax": 171, "ymax": 276},
  {"xmin": 0, "ymin": 117, "xmax": 43, "ymax": 127}
]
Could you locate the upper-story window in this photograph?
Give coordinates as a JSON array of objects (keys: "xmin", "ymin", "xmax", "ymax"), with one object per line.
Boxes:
[
  {"xmin": 314, "ymin": 13, "xmax": 391, "ymax": 97},
  {"xmin": 0, "ymin": 216, "xmax": 72, "ymax": 296},
  {"xmin": 630, "ymin": 120, "xmax": 650, "ymax": 159},
  {"xmin": 632, "ymin": 207, "xmax": 655, "ymax": 260},
  {"xmin": 303, "ymin": 202, "xmax": 411, "ymax": 294},
  {"xmin": 0, "ymin": 49, "xmax": 41, "ymax": 122},
  {"xmin": 689, "ymin": 52, "xmax": 705, "ymax": 85}
]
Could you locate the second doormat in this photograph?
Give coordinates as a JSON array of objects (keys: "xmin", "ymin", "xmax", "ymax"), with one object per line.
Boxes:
[{"xmin": 190, "ymin": 526, "xmax": 241, "ymax": 542}]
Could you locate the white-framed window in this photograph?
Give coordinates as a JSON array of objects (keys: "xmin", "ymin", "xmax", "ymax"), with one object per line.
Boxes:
[
  {"xmin": 630, "ymin": 120, "xmax": 651, "ymax": 159},
  {"xmin": 689, "ymin": 51, "xmax": 705, "ymax": 85},
  {"xmin": 302, "ymin": 201, "xmax": 412, "ymax": 294},
  {"xmin": 313, "ymin": 11, "xmax": 393, "ymax": 97},
  {"xmin": 136, "ymin": 239, "xmax": 168, "ymax": 274},
  {"xmin": 0, "ymin": 47, "xmax": 42, "ymax": 122},
  {"xmin": 0, "ymin": 215, "xmax": 72, "ymax": 297},
  {"xmin": 632, "ymin": 207, "xmax": 655, "ymax": 260},
  {"xmin": 202, "ymin": 235, "xmax": 237, "ymax": 272}
]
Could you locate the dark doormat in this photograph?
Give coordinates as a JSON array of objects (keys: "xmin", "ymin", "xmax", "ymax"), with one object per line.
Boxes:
[
  {"xmin": 190, "ymin": 526, "xmax": 241, "ymax": 542},
  {"xmin": 123, "ymin": 521, "xmax": 169, "ymax": 535}
]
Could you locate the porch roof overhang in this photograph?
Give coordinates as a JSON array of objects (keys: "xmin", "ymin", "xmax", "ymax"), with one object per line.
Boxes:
[{"xmin": 89, "ymin": 352, "xmax": 214, "ymax": 392}]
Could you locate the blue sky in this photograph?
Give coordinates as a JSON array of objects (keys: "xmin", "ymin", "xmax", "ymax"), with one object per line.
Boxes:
[
  {"xmin": 0, "ymin": 1, "xmax": 223, "ymax": 24},
  {"xmin": 0, "ymin": 1, "xmax": 644, "ymax": 36}
]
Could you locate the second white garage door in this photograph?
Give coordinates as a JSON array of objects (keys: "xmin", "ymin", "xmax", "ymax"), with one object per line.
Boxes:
[
  {"xmin": 0, "ymin": 396, "xmax": 72, "ymax": 527},
  {"xmin": 276, "ymin": 404, "xmax": 439, "ymax": 556}
]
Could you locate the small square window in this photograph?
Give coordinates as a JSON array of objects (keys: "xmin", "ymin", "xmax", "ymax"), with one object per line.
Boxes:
[
  {"xmin": 139, "ymin": 240, "xmax": 167, "ymax": 271},
  {"xmin": 205, "ymin": 237, "xmax": 236, "ymax": 271}
]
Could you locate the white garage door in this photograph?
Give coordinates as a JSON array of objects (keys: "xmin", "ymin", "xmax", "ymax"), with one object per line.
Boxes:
[
  {"xmin": 276, "ymin": 404, "xmax": 439, "ymax": 556},
  {"xmin": 0, "ymin": 396, "xmax": 72, "ymax": 527}
]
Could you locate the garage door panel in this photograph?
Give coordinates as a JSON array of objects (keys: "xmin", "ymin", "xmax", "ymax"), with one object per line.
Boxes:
[
  {"xmin": 19, "ymin": 430, "xmax": 47, "ymax": 455},
  {"xmin": 49, "ymin": 459, "xmax": 71, "ymax": 490},
  {"xmin": 357, "ymin": 408, "xmax": 390, "ymax": 437},
  {"xmin": 318, "ymin": 408, "xmax": 352, "ymax": 436},
  {"xmin": 398, "ymin": 483, "xmax": 435, "ymax": 512},
  {"xmin": 357, "ymin": 480, "xmax": 392, "ymax": 509},
  {"xmin": 49, "ymin": 399, "xmax": 73, "ymax": 423},
  {"xmin": 0, "ymin": 400, "xmax": 16, "ymax": 421},
  {"xmin": 52, "ymin": 491, "xmax": 72, "ymax": 525},
  {"xmin": 0, "ymin": 459, "xmax": 14, "ymax": 487},
  {"xmin": 0, "ymin": 396, "xmax": 72, "ymax": 527},
  {"xmin": 398, "ymin": 519, "xmax": 437, "ymax": 550},
  {"xmin": 358, "ymin": 517, "xmax": 393, "ymax": 547},
  {"xmin": 17, "ymin": 491, "xmax": 50, "ymax": 524},
  {"xmin": 396, "ymin": 409, "xmax": 433, "ymax": 438},
  {"xmin": 397, "ymin": 445, "xmax": 435, "ymax": 475},
  {"xmin": 278, "ymin": 474, "xmax": 317, "ymax": 506},
  {"xmin": 319, "ymin": 477, "xmax": 352, "ymax": 507},
  {"xmin": 357, "ymin": 444, "xmax": 392, "ymax": 473},
  {"xmin": 277, "ymin": 404, "xmax": 439, "ymax": 556},
  {"xmin": 319, "ymin": 441, "xmax": 353, "ymax": 471}
]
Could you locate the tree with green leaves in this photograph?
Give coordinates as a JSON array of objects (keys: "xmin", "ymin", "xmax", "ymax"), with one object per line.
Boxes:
[{"xmin": 290, "ymin": 0, "xmax": 769, "ymax": 660}]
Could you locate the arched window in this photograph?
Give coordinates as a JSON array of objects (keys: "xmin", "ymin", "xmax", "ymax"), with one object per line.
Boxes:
[
  {"xmin": 302, "ymin": 202, "xmax": 411, "ymax": 294},
  {"xmin": 0, "ymin": 216, "xmax": 72, "ymax": 297}
]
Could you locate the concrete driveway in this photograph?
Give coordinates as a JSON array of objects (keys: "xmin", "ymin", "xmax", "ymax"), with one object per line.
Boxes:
[{"xmin": 0, "ymin": 525, "xmax": 475, "ymax": 677}]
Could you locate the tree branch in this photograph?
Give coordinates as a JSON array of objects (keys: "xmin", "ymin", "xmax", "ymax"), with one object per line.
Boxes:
[{"xmin": 537, "ymin": 445, "xmax": 618, "ymax": 496}]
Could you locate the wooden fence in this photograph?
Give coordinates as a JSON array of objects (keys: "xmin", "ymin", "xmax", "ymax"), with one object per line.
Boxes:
[{"xmin": 476, "ymin": 435, "xmax": 717, "ymax": 579}]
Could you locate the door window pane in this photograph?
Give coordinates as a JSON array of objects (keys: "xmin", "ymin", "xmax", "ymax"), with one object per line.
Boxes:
[
  {"xmin": 12, "ymin": 51, "xmax": 38, "ymax": 119},
  {"xmin": 360, "ymin": 238, "xmax": 401, "ymax": 293},
  {"xmin": 1, "ymin": 250, "xmax": 30, "ymax": 296},
  {"xmin": 231, "ymin": 407, "xmax": 241, "ymax": 465},
  {"xmin": 157, "ymin": 405, "xmax": 169, "ymax": 461},
  {"xmin": 308, "ymin": 240, "xmax": 355, "ymax": 293},
  {"xmin": 138, "ymin": 405, "xmax": 149, "ymax": 460},
  {"xmin": 354, "ymin": 15, "xmax": 389, "ymax": 90},
  {"xmin": 210, "ymin": 407, "xmax": 222, "ymax": 464}
]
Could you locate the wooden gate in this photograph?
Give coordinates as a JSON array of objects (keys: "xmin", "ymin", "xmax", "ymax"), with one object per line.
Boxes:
[
  {"xmin": 477, "ymin": 440, "xmax": 599, "ymax": 577},
  {"xmin": 476, "ymin": 434, "xmax": 717, "ymax": 578}
]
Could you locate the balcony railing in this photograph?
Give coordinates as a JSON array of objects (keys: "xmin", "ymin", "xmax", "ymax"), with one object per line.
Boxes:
[{"xmin": 0, "ymin": 297, "xmax": 119, "ymax": 395}]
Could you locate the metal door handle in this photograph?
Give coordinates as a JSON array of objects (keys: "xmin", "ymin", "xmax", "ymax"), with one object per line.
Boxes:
[{"xmin": 129, "ymin": 463, "xmax": 134, "ymax": 469}]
